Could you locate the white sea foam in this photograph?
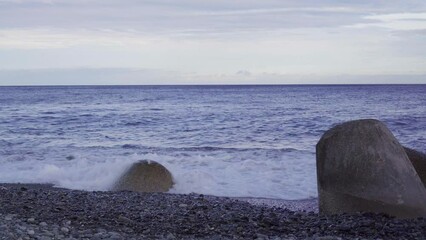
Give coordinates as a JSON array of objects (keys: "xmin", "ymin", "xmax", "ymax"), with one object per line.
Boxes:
[
  {"xmin": 0, "ymin": 157, "xmax": 135, "ymax": 191},
  {"xmin": 0, "ymin": 150, "xmax": 317, "ymax": 200}
]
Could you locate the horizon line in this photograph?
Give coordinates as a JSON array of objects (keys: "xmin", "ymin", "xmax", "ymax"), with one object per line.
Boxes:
[{"xmin": 0, "ymin": 83, "xmax": 425, "ymax": 87}]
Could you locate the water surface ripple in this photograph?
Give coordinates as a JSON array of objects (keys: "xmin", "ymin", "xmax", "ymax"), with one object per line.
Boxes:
[{"xmin": 0, "ymin": 85, "xmax": 424, "ymax": 199}]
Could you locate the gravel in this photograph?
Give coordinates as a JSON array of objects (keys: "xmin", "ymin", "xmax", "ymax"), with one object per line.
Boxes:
[{"xmin": 0, "ymin": 183, "xmax": 425, "ymax": 239}]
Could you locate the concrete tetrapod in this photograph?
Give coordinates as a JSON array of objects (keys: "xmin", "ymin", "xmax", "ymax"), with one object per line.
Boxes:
[
  {"xmin": 316, "ymin": 119, "xmax": 426, "ymax": 218},
  {"xmin": 404, "ymin": 147, "xmax": 426, "ymax": 187},
  {"xmin": 112, "ymin": 160, "xmax": 174, "ymax": 193}
]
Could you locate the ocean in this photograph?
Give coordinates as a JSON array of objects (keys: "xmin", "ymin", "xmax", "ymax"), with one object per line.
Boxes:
[{"xmin": 0, "ymin": 85, "xmax": 424, "ymax": 200}]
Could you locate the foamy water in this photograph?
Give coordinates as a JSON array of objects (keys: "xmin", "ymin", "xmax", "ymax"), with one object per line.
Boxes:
[{"xmin": 0, "ymin": 85, "xmax": 424, "ymax": 200}]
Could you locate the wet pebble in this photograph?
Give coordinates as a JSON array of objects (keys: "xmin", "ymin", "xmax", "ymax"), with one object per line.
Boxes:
[{"xmin": 0, "ymin": 183, "xmax": 425, "ymax": 239}]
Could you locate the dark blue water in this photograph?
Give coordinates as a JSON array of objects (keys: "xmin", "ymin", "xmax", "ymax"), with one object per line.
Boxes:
[{"xmin": 0, "ymin": 85, "xmax": 424, "ymax": 199}]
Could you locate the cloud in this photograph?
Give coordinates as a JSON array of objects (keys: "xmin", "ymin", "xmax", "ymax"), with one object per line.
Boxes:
[
  {"xmin": 0, "ymin": 1, "xmax": 395, "ymax": 33},
  {"xmin": 1, "ymin": 1, "xmax": 426, "ymax": 37},
  {"xmin": 0, "ymin": 0, "xmax": 54, "ymax": 3},
  {"xmin": 350, "ymin": 12, "xmax": 426, "ymax": 31},
  {"xmin": 0, "ymin": 28, "xmax": 150, "ymax": 49},
  {"xmin": 0, "ymin": 68, "xmax": 425, "ymax": 85},
  {"xmin": 0, "ymin": 2, "xmax": 399, "ymax": 49},
  {"xmin": 0, "ymin": 1, "xmax": 425, "ymax": 82},
  {"xmin": 367, "ymin": 12, "xmax": 426, "ymax": 21},
  {"xmin": 0, "ymin": 68, "xmax": 182, "ymax": 85},
  {"xmin": 190, "ymin": 7, "xmax": 362, "ymax": 16},
  {"xmin": 236, "ymin": 70, "xmax": 252, "ymax": 77}
]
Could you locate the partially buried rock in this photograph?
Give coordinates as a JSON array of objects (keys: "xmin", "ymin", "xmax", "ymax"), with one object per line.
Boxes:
[
  {"xmin": 404, "ymin": 147, "xmax": 426, "ymax": 187},
  {"xmin": 112, "ymin": 160, "xmax": 174, "ymax": 192},
  {"xmin": 316, "ymin": 119, "xmax": 426, "ymax": 218}
]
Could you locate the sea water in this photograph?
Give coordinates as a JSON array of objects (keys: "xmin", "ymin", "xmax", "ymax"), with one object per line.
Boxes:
[{"xmin": 0, "ymin": 85, "xmax": 424, "ymax": 200}]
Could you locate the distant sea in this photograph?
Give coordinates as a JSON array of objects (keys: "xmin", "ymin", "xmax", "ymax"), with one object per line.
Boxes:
[{"xmin": 0, "ymin": 85, "xmax": 424, "ymax": 200}]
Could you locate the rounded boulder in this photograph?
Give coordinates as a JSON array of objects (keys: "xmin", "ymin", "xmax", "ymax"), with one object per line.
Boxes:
[
  {"xmin": 316, "ymin": 119, "xmax": 426, "ymax": 218},
  {"xmin": 112, "ymin": 160, "xmax": 174, "ymax": 192}
]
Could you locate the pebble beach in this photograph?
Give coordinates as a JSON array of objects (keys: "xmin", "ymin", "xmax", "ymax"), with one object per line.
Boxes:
[{"xmin": 1, "ymin": 184, "xmax": 425, "ymax": 239}]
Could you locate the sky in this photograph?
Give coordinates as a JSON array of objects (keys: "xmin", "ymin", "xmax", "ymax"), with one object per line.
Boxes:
[{"xmin": 0, "ymin": 0, "xmax": 425, "ymax": 85}]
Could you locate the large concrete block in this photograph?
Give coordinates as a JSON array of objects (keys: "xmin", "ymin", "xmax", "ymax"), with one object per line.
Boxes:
[
  {"xmin": 404, "ymin": 147, "xmax": 426, "ymax": 187},
  {"xmin": 316, "ymin": 119, "xmax": 426, "ymax": 218},
  {"xmin": 112, "ymin": 160, "xmax": 174, "ymax": 193}
]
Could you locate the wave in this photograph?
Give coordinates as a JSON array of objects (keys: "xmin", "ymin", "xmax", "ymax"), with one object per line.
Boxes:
[
  {"xmin": 121, "ymin": 144, "xmax": 306, "ymax": 153},
  {"xmin": 0, "ymin": 140, "xmax": 12, "ymax": 148},
  {"xmin": 0, "ymin": 144, "xmax": 317, "ymax": 199},
  {"xmin": 124, "ymin": 120, "xmax": 153, "ymax": 126},
  {"xmin": 41, "ymin": 111, "xmax": 56, "ymax": 115},
  {"xmin": 0, "ymin": 157, "xmax": 136, "ymax": 191}
]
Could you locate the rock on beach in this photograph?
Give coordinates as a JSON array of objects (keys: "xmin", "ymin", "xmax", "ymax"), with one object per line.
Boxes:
[
  {"xmin": 112, "ymin": 160, "xmax": 174, "ymax": 193},
  {"xmin": 404, "ymin": 147, "xmax": 426, "ymax": 187},
  {"xmin": 316, "ymin": 119, "xmax": 426, "ymax": 218}
]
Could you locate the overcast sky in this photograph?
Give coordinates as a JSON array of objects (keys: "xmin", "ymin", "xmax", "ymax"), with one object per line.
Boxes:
[{"xmin": 0, "ymin": 0, "xmax": 425, "ymax": 85}]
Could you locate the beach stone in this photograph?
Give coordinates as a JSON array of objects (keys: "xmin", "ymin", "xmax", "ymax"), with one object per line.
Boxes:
[
  {"xmin": 108, "ymin": 232, "xmax": 122, "ymax": 239},
  {"xmin": 404, "ymin": 147, "xmax": 426, "ymax": 187},
  {"xmin": 118, "ymin": 215, "xmax": 134, "ymax": 224},
  {"xmin": 316, "ymin": 119, "xmax": 426, "ymax": 218},
  {"xmin": 112, "ymin": 160, "xmax": 174, "ymax": 192}
]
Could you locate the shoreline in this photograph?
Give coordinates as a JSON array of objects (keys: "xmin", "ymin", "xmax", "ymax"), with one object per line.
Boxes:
[
  {"xmin": 0, "ymin": 183, "xmax": 320, "ymax": 212},
  {"xmin": 1, "ymin": 183, "xmax": 425, "ymax": 239}
]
